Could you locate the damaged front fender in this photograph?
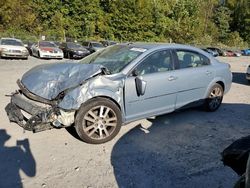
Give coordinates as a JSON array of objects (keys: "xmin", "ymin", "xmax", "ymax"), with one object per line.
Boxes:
[{"xmin": 58, "ymin": 75, "xmax": 125, "ymax": 119}]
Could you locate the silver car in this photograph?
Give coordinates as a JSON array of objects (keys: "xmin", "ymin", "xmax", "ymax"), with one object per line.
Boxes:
[
  {"xmin": 0, "ymin": 38, "xmax": 29, "ymax": 59},
  {"xmin": 5, "ymin": 43, "xmax": 232, "ymax": 144}
]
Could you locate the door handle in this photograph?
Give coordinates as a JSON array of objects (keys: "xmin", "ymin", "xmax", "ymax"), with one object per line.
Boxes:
[
  {"xmin": 168, "ymin": 76, "xmax": 178, "ymax": 81},
  {"xmin": 206, "ymin": 71, "xmax": 212, "ymax": 75}
]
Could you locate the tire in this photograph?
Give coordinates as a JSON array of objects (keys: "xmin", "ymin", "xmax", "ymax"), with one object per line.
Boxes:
[
  {"xmin": 38, "ymin": 51, "xmax": 40, "ymax": 58},
  {"xmin": 67, "ymin": 52, "xmax": 71, "ymax": 59},
  {"xmin": 204, "ymin": 83, "xmax": 224, "ymax": 112},
  {"xmin": 75, "ymin": 98, "xmax": 122, "ymax": 144}
]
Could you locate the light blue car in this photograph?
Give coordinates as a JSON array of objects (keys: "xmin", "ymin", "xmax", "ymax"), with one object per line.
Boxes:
[
  {"xmin": 5, "ymin": 43, "xmax": 232, "ymax": 144},
  {"xmin": 242, "ymin": 49, "xmax": 250, "ymax": 56}
]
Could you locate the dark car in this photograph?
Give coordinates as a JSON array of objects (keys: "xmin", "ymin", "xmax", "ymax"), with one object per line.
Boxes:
[
  {"xmin": 100, "ymin": 40, "xmax": 117, "ymax": 47},
  {"xmin": 60, "ymin": 42, "xmax": 90, "ymax": 59},
  {"xmin": 23, "ymin": 41, "xmax": 35, "ymax": 55},
  {"xmin": 207, "ymin": 47, "xmax": 225, "ymax": 56},
  {"xmin": 82, "ymin": 41, "xmax": 105, "ymax": 53},
  {"xmin": 202, "ymin": 48, "xmax": 219, "ymax": 57}
]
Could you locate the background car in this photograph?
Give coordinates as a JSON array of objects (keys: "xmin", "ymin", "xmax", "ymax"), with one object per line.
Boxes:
[
  {"xmin": 242, "ymin": 49, "xmax": 250, "ymax": 56},
  {"xmin": 202, "ymin": 48, "xmax": 219, "ymax": 57},
  {"xmin": 227, "ymin": 50, "xmax": 241, "ymax": 57},
  {"xmin": 0, "ymin": 38, "xmax": 29, "ymax": 59},
  {"xmin": 60, "ymin": 42, "xmax": 90, "ymax": 59},
  {"xmin": 100, "ymin": 40, "xmax": 117, "ymax": 47},
  {"xmin": 5, "ymin": 43, "xmax": 232, "ymax": 144},
  {"xmin": 224, "ymin": 50, "xmax": 235, "ymax": 57},
  {"xmin": 207, "ymin": 47, "xmax": 224, "ymax": 56},
  {"xmin": 23, "ymin": 41, "xmax": 35, "ymax": 55},
  {"xmin": 31, "ymin": 41, "xmax": 63, "ymax": 59},
  {"xmin": 82, "ymin": 41, "xmax": 105, "ymax": 53},
  {"xmin": 232, "ymin": 50, "xmax": 242, "ymax": 57}
]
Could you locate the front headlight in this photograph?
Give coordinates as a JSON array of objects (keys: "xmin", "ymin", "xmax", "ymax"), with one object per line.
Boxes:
[
  {"xmin": 0, "ymin": 48, "xmax": 8, "ymax": 52},
  {"xmin": 22, "ymin": 49, "xmax": 28, "ymax": 53}
]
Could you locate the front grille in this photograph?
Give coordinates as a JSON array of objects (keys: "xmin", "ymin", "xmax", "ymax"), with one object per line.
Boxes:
[{"xmin": 11, "ymin": 50, "xmax": 21, "ymax": 53}]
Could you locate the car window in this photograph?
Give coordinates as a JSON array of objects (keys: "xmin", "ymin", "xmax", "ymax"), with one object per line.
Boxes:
[
  {"xmin": 67, "ymin": 42, "xmax": 82, "ymax": 49},
  {"xmin": 39, "ymin": 41, "xmax": 57, "ymax": 48},
  {"xmin": 82, "ymin": 45, "xmax": 144, "ymax": 74},
  {"xmin": 136, "ymin": 50, "xmax": 173, "ymax": 75},
  {"xmin": 0, "ymin": 39, "xmax": 24, "ymax": 46},
  {"xmin": 176, "ymin": 50, "xmax": 210, "ymax": 69},
  {"xmin": 92, "ymin": 42, "xmax": 104, "ymax": 48}
]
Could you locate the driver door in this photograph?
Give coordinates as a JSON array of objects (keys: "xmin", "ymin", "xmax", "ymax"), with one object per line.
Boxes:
[{"xmin": 124, "ymin": 50, "xmax": 178, "ymax": 122}]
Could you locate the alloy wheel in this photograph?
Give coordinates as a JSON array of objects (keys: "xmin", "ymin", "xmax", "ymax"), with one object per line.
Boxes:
[{"xmin": 83, "ymin": 105, "xmax": 117, "ymax": 140}]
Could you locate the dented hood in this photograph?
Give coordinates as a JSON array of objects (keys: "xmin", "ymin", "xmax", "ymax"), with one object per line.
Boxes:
[{"xmin": 21, "ymin": 63, "xmax": 104, "ymax": 100}]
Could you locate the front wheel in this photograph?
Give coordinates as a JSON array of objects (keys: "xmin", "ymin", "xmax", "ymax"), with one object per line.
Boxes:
[
  {"xmin": 204, "ymin": 83, "xmax": 224, "ymax": 112},
  {"xmin": 75, "ymin": 98, "xmax": 122, "ymax": 144}
]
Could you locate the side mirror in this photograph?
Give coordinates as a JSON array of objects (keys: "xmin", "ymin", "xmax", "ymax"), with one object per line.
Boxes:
[
  {"xmin": 131, "ymin": 69, "xmax": 139, "ymax": 77},
  {"xmin": 135, "ymin": 76, "xmax": 147, "ymax": 96}
]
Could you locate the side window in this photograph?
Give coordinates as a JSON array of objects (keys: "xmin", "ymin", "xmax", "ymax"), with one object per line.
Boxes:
[
  {"xmin": 82, "ymin": 42, "xmax": 88, "ymax": 47},
  {"xmin": 176, "ymin": 50, "xmax": 210, "ymax": 69},
  {"xmin": 136, "ymin": 50, "xmax": 173, "ymax": 75},
  {"xmin": 61, "ymin": 43, "xmax": 66, "ymax": 48}
]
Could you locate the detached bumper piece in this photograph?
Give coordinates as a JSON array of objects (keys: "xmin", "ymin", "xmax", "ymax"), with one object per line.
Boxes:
[{"xmin": 5, "ymin": 93, "xmax": 55, "ymax": 132}]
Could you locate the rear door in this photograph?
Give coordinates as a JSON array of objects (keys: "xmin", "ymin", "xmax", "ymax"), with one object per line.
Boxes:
[{"xmin": 172, "ymin": 49, "xmax": 215, "ymax": 109}]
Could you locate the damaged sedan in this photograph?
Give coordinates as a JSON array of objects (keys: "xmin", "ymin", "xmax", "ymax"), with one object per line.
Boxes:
[{"xmin": 5, "ymin": 43, "xmax": 232, "ymax": 144}]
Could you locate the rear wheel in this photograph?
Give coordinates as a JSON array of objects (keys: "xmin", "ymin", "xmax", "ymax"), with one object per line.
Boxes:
[
  {"xmin": 75, "ymin": 98, "xmax": 122, "ymax": 144},
  {"xmin": 204, "ymin": 83, "xmax": 224, "ymax": 112},
  {"xmin": 68, "ymin": 52, "xmax": 71, "ymax": 59}
]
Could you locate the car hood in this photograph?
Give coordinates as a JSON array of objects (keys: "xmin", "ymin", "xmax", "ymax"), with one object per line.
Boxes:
[
  {"xmin": 39, "ymin": 47, "xmax": 60, "ymax": 51},
  {"xmin": 93, "ymin": 47, "xmax": 105, "ymax": 51},
  {"xmin": 21, "ymin": 63, "xmax": 104, "ymax": 100},
  {"xmin": 70, "ymin": 48, "xmax": 89, "ymax": 52}
]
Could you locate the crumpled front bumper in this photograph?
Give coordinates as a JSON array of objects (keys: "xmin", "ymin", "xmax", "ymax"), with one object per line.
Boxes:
[{"xmin": 5, "ymin": 92, "xmax": 55, "ymax": 132}]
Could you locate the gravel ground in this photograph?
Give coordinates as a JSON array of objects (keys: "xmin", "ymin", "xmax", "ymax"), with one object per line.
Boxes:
[{"xmin": 0, "ymin": 56, "xmax": 249, "ymax": 188}]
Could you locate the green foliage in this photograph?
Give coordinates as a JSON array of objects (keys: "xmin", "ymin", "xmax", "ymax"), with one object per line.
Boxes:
[
  {"xmin": 213, "ymin": 6, "xmax": 231, "ymax": 42},
  {"xmin": 0, "ymin": 0, "xmax": 249, "ymax": 47}
]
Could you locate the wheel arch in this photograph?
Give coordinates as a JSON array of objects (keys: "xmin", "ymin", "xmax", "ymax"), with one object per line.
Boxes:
[
  {"xmin": 204, "ymin": 78, "xmax": 226, "ymax": 98},
  {"xmin": 216, "ymin": 81, "xmax": 225, "ymax": 91},
  {"xmin": 73, "ymin": 91, "xmax": 125, "ymax": 122}
]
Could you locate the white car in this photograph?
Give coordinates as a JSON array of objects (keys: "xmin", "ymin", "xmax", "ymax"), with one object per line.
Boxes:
[
  {"xmin": 246, "ymin": 65, "xmax": 250, "ymax": 83},
  {"xmin": 0, "ymin": 38, "xmax": 29, "ymax": 59},
  {"xmin": 31, "ymin": 41, "xmax": 63, "ymax": 59}
]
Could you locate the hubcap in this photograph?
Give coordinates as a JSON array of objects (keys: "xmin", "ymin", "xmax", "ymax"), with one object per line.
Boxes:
[
  {"xmin": 208, "ymin": 87, "xmax": 223, "ymax": 110},
  {"xmin": 83, "ymin": 105, "xmax": 117, "ymax": 140}
]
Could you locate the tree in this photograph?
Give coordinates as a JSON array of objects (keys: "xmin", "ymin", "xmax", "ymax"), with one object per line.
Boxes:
[{"xmin": 213, "ymin": 6, "xmax": 231, "ymax": 43}]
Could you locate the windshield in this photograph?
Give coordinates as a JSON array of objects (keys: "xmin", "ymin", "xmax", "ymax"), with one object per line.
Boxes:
[
  {"xmin": 39, "ymin": 41, "xmax": 57, "ymax": 48},
  {"xmin": 80, "ymin": 45, "xmax": 145, "ymax": 74},
  {"xmin": 92, "ymin": 42, "xmax": 104, "ymax": 48},
  {"xmin": 67, "ymin": 42, "xmax": 83, "ymax": 49},
  {"xmin": 1, "ymin": 39, "xmax": 24, "ymax": 46}
]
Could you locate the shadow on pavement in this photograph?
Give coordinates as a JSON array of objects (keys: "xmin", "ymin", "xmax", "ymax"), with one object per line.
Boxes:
[
  {"xmin": 232, "ymin": 72, "xmax": 249, "ymax": 85},
  {"xmin": 111, "ymin": 103, "xmax": 250, "ymax": 188},
  {"xmin": 0, "ymin": 129, "xmax": 36, "ymax": 188}
]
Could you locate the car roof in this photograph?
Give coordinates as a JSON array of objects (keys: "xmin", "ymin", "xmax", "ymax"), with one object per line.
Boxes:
[
  {"xmin": 1, "ymin": 38, "xmax": 22, "ymax": 42},
  {"xmin": 118, "ymin": 42, "xmax": 202, "ymax": 51}
]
